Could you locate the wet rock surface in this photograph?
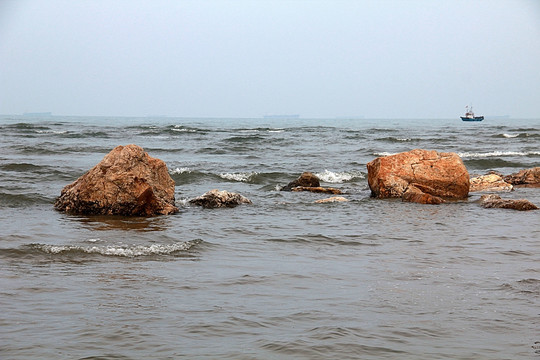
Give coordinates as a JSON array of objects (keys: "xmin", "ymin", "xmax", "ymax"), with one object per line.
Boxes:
[
  {"xmin": 189, "ymin": 189, "xmax": 252, "ymax": 208},
  {"xmin": 54, "ymin": 145, "xmax": 178, "ymax": 216},
  {"xmin": 479, "ymin": 194, "xmax": 538, "ymax": 211},
  {"xmin": 367, "ymin": 149, "xmax": 469, "ymax": 204}
]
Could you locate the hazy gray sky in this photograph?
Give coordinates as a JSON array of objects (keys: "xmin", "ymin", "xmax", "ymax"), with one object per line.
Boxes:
[{"xmin": 1, "ymin": 0, "xmax": 539, "ymax": 118}]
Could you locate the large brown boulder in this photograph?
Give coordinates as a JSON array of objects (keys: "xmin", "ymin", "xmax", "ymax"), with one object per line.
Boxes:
[
  {"xmin": 504, "ymin": 167, "xmax": 540, "ymax": 187},
  {"xmin": 366, "ymin": 149, "xmax": 469, "ymax": 204},
  {"xmin": 480, "ymin": 194, "xmax": 538, "ymax": 211},
  {"xmin": 189, "ymin": 189, "xmax": 252, "ymax": 208},
  {"xmin": 281, "ymin": 172, "xmax": 320, "ymax": 191},
  {"xmin": 54, "ymin": 144, "xmax": 178, "ymax": 216}
]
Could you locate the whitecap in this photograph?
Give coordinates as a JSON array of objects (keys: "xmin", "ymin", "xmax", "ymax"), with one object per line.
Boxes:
[
  {"xmin": 458, "ymin": 151, "xmax": 540, "ymax": 158},
  {"xmin": 170, "ymin": 167, "xmax": 192, "ymax": 174},
  {"xmin": 502, "ymin": 133, "xmax": 519, "ymax": 138},
  {"xmin": 32, "ymin": 241, "xmax": 197, "ymax": 257},
  {"xmin": 315, "ymin": 170, "xmax": 365, "ymax": 183},
  {"xmin": 373, "ymin": 151, "xmax": 396, "ymax": 157},
  {"xmin": 219, "ymin": 172, "xmax": 258, "ymax": 182}
]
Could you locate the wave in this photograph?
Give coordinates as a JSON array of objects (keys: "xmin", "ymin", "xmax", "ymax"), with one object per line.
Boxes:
[
  {"xmin": 5, "ymin": 240, "xmax": 203, "ymax": 258},
  {"xmin": 491, "ymin": 133, "xmax": 539, "ymax": 139},
  {"xmin": 220, "ymin": 172, "xmax": 259, "ymax": 182},
  {"xmin": 314, "ymin": 170, "xmax": 365, "ymax": 183},
  {"xmin": 463, "ymin": 158, "xmax": 531, "ymax": 169},
  {"xmin": 0, "ymin": 192, "xmax": 53, "ymax": 207},
  {"xmin": 376, "ymin": 136, "xmax": 414, "ymax": 143},
  {"xmin": 458, "ymin": 151, "xmax": 540, "ymax": 158}
]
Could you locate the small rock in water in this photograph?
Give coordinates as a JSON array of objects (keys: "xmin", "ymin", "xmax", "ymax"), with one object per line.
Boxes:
[
  {"xmin": 503, "ymin": 167, "xmax": 540, "ymax": 187},
  {"xmin": 470, "ymin": 172, "xmax": 513, "ymax": 192},
  {"xmin": 189, "ymin": 189, "xmax": 252, "ymax": 208},
  {"xmin": 281, "ymin": 172, "xmax": 320, "ymax": 191},
  {"xmin": 54, "ymin": 144, "xmax": 178, "ymax": 216},
  {"xmin": 479, "ymin": 194, "xmax": 538, "ymax": 211},
  {"xmin": 292, "ymin": 186, "xmax": 342, "ymax": 194},
  {"xmin": 314, "ymin": 196, "xmax": 349, "ymax": 203}
]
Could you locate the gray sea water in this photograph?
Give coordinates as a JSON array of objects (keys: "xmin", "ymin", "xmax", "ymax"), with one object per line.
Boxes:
[{"xmin": 1, "ymin": 115, "xmax": 539, "ymax": 359}]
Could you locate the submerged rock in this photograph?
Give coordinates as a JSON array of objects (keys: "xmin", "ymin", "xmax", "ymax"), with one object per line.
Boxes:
[
  {"xmin": 189, "ymin": 189, "xmax": 252, "ymax": 208},
  {"xmin": 54, "ymin": 144, "xmax": 178, "ymax": 216},
  {"xmin": 366, "ymin": 149, "xmax": 469, "ymax": 204},
  {"xmin": 470, "ymin": 172, "xmax": 513, "ymax": 192},
  {"xmin": 281, "ymin": 172, "xmax": 342, "ymax": 194},
  {"xmin": 281, "ymin": 172, "xmax": 320, "ymax": 191},
  {"xmin": 292, "ymin": 186, "xmax": 342, "ymax": 194},
  {"xmin": 314, "ymin": 196, "xmax": 349, "ymax": 203},
  {"xmin": 479, "ymin": 194, "xmax": 538, "ymax": 211},
  {"xmin": 504, "ymin": 167, "xmax": 540, "ymax": 187}
]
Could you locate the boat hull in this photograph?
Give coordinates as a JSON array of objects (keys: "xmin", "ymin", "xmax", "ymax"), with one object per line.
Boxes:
[{"xmin": 461, "ymin": 116, "xmax": 484, "ymax": 121}]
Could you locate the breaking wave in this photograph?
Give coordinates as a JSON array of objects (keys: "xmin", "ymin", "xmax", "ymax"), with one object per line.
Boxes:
[
  {"xmin": 25, "ymin": 240, "xmax": 201, "ymax": 257},
  {"xmin": 458, "ymin": 151, "xmax": 540, "ymax": 158},
  {"xmin": 219, "ymin": 172, "xmax": 259, "ymax": 182},
  {"xmin": 314, "ymin": 170, "xmax": 365, "ymax": 183}
]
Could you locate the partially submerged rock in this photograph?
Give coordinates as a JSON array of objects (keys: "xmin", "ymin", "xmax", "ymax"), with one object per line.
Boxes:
[
  {"xmin": 281, "ymin": 172, "xmax": 342, "ymax": 194},
  {"xmin": 504, "ymin": 167, "xmax": 540, "ymax": 187},
  {"xmin": 479, "ymin": 194, "xmax": 538, "ymax": 211},
  {"xmin": 292, "ymin": 186, "xmax": 342, "ymax": 194},
  {"xmin": 281, "ymin": 172, "xmax": 320, "ymax": 191},
  {"xmin": 366, "ymin": 149, "xmax": 469, "ymax": 204},
  {"xmin": 401, "ymin": 185, "xmax": 445, "ymax": 205},
  {"xmin": 189, "ymin": 189, "xmax": 252, "ymax": 208},
  {"xmin": 54, "ymin": 144, "xmax": 178, "ymax": 216},
  {"xmin": 470, "ymin": 172, "xmax": 513, "ymax": 192},
  {"xmin": 314, "ymin": 196, "xmax": 349, "ymax": 204}
]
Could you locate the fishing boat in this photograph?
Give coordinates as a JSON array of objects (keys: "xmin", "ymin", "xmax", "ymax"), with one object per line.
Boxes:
[{"xmin": 461, "ymin": 105, "xmax": 484, "ymax": 121}]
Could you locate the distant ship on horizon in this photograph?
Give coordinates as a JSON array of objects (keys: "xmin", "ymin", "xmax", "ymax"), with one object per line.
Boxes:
[{"xmin": 460, "ymin": 105, "xmax": 484, "ymax": 121}]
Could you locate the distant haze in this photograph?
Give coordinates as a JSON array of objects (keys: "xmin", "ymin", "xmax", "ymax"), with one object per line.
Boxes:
[{"xmin": 1, "ymin": 0, "xmax": 539, "ymax": 118}]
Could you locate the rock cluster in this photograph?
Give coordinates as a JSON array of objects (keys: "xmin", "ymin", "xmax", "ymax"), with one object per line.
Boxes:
[
  {"xmin": 54, "ymin": 145, "xmax": 538, "ymax": 216},
  {"xmin": 479, "ymin": 194, "xmax": 538, "ymax": 211},
  {"xmin": 54, "ymin": 145, "xmax": 178, "ymax": 216},
  {"xmin": 189, "ymin": 189, "xmax": 252, "ymax": 208},
  {"xmin": 366, "ymin": 149, "xmax": 469, "ymax": 204}
]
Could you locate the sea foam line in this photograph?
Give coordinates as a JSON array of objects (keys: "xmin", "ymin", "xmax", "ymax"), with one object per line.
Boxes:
[
  {"xmin": 30, "ymin": 241, "xmax": 198, "ymax": 257},
  {"xmin": 458, "ymin": 151, "xmax": 540, "ymax": 158}
]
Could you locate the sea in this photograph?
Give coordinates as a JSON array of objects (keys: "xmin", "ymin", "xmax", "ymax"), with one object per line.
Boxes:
[{"xmin": 1, "ymin": 115, "xmax": 539, "ymax": 360}]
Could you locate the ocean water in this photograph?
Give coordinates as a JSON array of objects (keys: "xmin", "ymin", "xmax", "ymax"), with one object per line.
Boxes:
[{"xmin": 1, "ymin": 115, "xmax": 539, "ymax": 359}]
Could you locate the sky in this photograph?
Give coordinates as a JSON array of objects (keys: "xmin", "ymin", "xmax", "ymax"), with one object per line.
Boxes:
[{"xmin": 1, "ymin": 0, "xmax": 539, "ymax": 118}]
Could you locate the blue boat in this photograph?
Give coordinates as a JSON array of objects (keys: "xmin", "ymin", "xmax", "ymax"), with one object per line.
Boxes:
[{"xmin": 461, "ymin": 105, "xmax": 484, "ymax": 121}]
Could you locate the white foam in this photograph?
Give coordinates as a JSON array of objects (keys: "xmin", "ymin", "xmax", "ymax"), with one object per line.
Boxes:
[
  {"xmin": 502, "ymin": 133, "xmax": 519, "ymax": 138},
  {"xmin": 219, "ymin": 172, "xmax": 258, "ymax": 182},
  {"xmin": 373, "ymin": 151, "xmax": 396, "ymax": 157},
  {"xmin": 170, "ymin": 167, "xmax": 192, "ymax": 174},
  {"xmin": 171, "ymin": 128, "xmax": 196, "ymax": 132},
  {"xmin": 458, "ymin": 151, "xmax": 540, "ymax": 158},
  {"xmin": 315, "ymin": 170, "xmax": 365, "ymax": 183},
  {"xmin": 34, "ymin": 241, "xmax": 196, "ymax": 257}
]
